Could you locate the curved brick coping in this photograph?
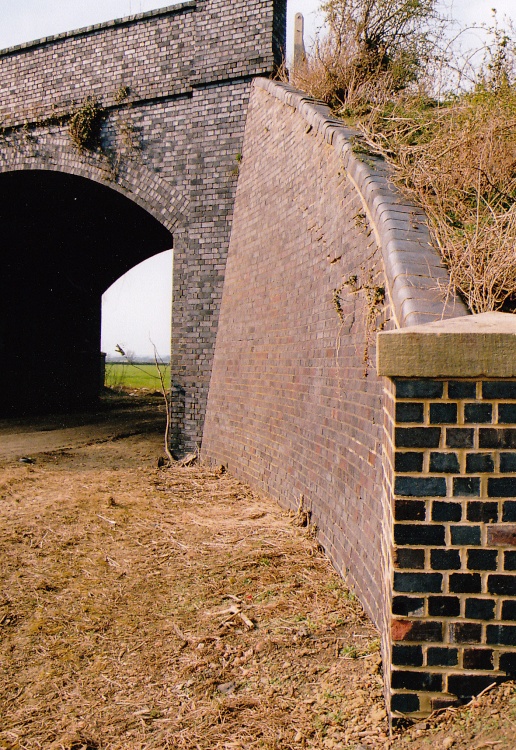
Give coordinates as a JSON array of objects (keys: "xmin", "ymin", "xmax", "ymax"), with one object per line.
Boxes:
[
  {"xmin": 254, "ymin": 78, "xmax": 468, "ymax": 328},
  {"xmin": 0, "ymin": 2, "xmax": 196, "ymax": 57},
  {"xmin": 378, "ymin": 312, "xmax": 516, "ymax": 378}
]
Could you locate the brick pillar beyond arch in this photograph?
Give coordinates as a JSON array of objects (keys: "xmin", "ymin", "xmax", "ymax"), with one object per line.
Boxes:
[{"xmin": 378, "ymin": 312, "xmax": 516, "ymax": 717}]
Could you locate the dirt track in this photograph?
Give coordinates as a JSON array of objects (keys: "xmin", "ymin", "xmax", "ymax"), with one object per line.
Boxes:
[
  {"xmin": 0, "ymin": 393, "xmax": 165, "ymax": 462},
  {"xmin": 2, "ymin": 395, "xmax": 516, "ymax": 749},
  {"xmin": 0, "ymin": 394, "xmax": 388, "ymax": 749}
]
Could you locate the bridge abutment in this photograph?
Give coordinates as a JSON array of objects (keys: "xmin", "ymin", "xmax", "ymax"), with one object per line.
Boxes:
[{"xmin": 0, "ymin": 1, "xmax": 287, "ymax": 449}]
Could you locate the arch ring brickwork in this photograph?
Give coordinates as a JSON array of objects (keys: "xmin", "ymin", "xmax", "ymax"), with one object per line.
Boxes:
[{"xmin": 0, "ymin": 135, "xmax": 189, "ymax": 233}]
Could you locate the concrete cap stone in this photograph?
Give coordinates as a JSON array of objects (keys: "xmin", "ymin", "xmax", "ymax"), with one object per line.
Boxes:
[{"xmin": 377, "ymin": 311, "xmax": 516, "ymax": 377}]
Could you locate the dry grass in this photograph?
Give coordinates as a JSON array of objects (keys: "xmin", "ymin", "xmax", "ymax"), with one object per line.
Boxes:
[
  {"xmin": 0, "ymin": 432, "xmax": 388, "ymax": 749},
  {"xmin": 359, "ymin": 87, "xmax": 516, "ymax": 312}
]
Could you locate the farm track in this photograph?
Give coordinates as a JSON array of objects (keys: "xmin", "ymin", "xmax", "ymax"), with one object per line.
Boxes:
[{"xmin": 0, "ymin": 394, "xmax": 515, "ymax": 749}]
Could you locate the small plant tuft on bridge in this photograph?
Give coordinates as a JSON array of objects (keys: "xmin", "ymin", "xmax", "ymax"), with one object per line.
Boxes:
[{"xmin": 69, "ymin": 97, "xmax": 106, "ymax": 152}]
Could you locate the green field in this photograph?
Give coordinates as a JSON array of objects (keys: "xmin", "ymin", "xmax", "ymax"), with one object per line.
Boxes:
[{"xmin": 104, "ymin": 363, "xmax": 170, "ymax": 390}]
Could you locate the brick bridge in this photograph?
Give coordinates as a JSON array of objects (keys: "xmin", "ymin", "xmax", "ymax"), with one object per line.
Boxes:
[{"xmin": 0, "ymin": 0, "xmax": 286, "ymax": 451}]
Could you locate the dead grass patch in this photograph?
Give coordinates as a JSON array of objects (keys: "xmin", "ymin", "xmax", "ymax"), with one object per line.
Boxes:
[
  {"xmin": 0, "ymin": 434, "xmax": 387, "ymax": 749},
  {"xmin": 359, "ymin": 86, "xmax": 516, "ymax": 312}
]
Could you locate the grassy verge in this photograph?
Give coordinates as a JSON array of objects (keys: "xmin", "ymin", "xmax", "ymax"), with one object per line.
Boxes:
[{"xmin": 105, "ymin": 363, "xmax": 170, "ymax": 391}]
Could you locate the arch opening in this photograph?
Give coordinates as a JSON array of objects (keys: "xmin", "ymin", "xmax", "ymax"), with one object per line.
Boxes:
[{"xmin": 0, "ymin": 169, "xmax": 173, "ymax": 415}]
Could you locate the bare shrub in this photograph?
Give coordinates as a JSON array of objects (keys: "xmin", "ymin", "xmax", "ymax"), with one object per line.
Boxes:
[
  {"xmin": 360, "ymin": 84, "xmax": 516, "ymax": 312},
  {"xmin": 290, "ymin": 0, "xmax": 443, "ymax": 113},
  {"xmin": 290, "ymin": 2, "xmax": 516, "ymax": 314}
]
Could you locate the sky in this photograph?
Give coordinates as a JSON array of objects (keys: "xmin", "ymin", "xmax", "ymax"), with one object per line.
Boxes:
[{"xmin": 1, "ymin": 0, "xmax": 514, "ymax": 357}]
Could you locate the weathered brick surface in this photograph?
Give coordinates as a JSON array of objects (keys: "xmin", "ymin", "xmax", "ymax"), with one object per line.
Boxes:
[
  {"xmin": 0, "ymin": 0, "xmax": 287, "ymax": 451},
  {"xmin": 201, "ymin": 79, "xmax": 471, "ymax": 717},
  {"xmin": 202, "ymin": 82, "xmax": 397, "ymax": 690}
]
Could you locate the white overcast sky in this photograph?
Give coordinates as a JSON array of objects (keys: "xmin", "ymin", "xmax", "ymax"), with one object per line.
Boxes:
[{"xmin": 1, "ymin": 0, "xmax": 513, "ymax": 357}]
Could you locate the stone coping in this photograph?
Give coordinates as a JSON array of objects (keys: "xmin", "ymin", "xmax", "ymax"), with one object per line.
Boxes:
[
  {"xmin": 377, "ymin": 311, "xmax": 516, "ymax": 377},
  {"xmin": 0, "ymin": 1, "xmax": 196, "ymax": 57},
  {"xmin": 254, "ymin": 77, "xmax": 469, "ymax": 329}
]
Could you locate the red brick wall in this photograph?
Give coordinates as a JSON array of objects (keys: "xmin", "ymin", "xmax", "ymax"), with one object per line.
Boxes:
[{"xmin": 202, "ymin": 82, "xmax": 392, "ymax": 636}]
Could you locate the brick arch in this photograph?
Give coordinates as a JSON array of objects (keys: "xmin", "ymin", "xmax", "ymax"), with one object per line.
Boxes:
[
  {"xmin": 0, "ymin": 146, "xmax": 189, "ymax": 236},
  {"xmin": 0, "ymin": 163, "xmax": 176, "ymax": 417}
]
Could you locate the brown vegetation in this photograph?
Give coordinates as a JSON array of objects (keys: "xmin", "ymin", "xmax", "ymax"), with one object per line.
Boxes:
[
  {"xmin": 0, "ymin": 420, "xmax": 387, "ymax": 749},
  {"xmin": 289, "ymin": 1, "xmax": 516, "ymax": 314}
]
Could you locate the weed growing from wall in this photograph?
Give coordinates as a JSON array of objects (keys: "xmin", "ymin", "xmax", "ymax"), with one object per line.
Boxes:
[
  {"xmin": 69, "ymin": 98, "xmax": 106, "ymax": 152},
  {"xmin": 333, "ymin": 273, "xmax": 385, "ymax": 373}
]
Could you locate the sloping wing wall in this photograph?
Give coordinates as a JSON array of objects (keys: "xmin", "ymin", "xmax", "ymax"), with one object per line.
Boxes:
[{"xmin": 202, "ymin": 78, "xmax": 467, "ymax": 710}]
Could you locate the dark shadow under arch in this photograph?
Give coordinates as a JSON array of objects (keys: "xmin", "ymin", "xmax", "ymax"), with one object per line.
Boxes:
[{"xmin": 0, "ymin": 170, "xmax": 173, "ymax": 415}]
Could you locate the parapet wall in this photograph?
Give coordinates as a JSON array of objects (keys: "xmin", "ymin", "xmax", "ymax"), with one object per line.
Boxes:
[
  {"xmin": 202, "ymin": 78, "xmax": 471, "ymax": 715},
  {"xmin": 0, "ymin": 0, "xmax": 285, "ymax": 126}
]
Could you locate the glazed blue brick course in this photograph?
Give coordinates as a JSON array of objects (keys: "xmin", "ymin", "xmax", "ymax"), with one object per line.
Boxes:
[
  {"xmin": 432, "ymin": 501, "xmax": 462, "ymax": 522},
  {"xmin": 395, "ymin": 476, "xmax": 447, "ymax": 497},
  {"xmin": 390, "ymin": 376, "xmax": 516, "ymax": 715},
  {"xmin": 395, "ymin": 380, "xmax": 444, "ymax": 399},
  {"xmin": 430, "ymin": 452, "xmax": 460, "ymax": 473}
]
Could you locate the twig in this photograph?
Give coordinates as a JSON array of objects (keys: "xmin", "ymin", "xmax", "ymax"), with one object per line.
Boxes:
[{"xmin": 152, "ymin": 343, "xmax": 174, "ymax": 464}]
